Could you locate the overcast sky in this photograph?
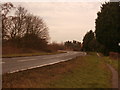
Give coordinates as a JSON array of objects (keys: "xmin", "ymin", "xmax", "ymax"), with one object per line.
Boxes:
[{"xmin": 11, "ymin": 1, "xmax": 107, "ymax": 43}]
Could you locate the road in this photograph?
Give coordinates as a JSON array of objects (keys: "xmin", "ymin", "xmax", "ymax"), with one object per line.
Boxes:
[{"xmin": 2, "ymin": 51, "xmax": 86, "ymax": 74}]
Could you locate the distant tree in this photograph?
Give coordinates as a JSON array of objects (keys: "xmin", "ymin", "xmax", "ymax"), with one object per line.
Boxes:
[
  {"xmin": 95, "ymin": 2, "xmax": 120, "ymax": 54},
  {"xmin": 65, "ymin": 40, "xmax": 81, "ymax": 51},
  {"xmin": 48, "ymin": 42, "xmax": 65, "ymax": 52},
  {"xmin": 72, "ymin": 40, "xmax": 81, "ymax": 51},
  {"xmin": 82, "ymin": 30, "xmax": 105, "ymax": 52},
  {"xmin": 65, "ymin": 41, "xmax": 73, "ymax": 50},
  {"xmin": 82, "ymin": 30, "xmax": 94, "ymax": 51}
]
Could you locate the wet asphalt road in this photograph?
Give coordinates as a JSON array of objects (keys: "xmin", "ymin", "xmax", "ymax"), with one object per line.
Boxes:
[{"xmin": 2, "ymin": 51, "xmax": 86, "ymax": 74}]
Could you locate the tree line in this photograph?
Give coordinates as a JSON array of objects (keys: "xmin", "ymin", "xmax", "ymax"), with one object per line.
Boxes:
[
  {"xmin": 82, "ymin": 2, "xmax": 120, "ymax": 55},
  {"xmin": 65, "ymin": 40, "xmax": 81, "ymax": 51},
  {"xmin": 1, "ymin": 2, "xmax": 119, "ymax": 55},
  {"xmin": 1, "ymin": 3, "xmax": 82, "ymax": 54},
  {"xmin": 1, "ymin": 3, "xmax": 49, "ymax": 51}
]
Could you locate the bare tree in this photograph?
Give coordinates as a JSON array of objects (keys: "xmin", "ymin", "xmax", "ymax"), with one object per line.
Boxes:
[
  {"xmin": 1, "ymin": 3, "xmax": 49, "ymax": 50},
  {"xmin": 24, "ymin": 14, "xmax": 49, "ymax": 41},
  {"xmin": 22, "ymin": 14, "xmax": 49, "ymax": 49},
  {"xmin": 8, "ymin": 6, "xmax": 27, "ymax": 39},
  {"xmin": 1, "ymin": 2, "xmax": 14, "ymax": 40}
]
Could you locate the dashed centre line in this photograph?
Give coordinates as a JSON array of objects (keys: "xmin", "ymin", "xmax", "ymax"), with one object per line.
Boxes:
[
  {"xmin": 8, "ymin": 57, "xmax": 73, "ymax": 74},
  {"xmin": 18, "ymin": 59, "xmax": 37, "ymax": 62}
]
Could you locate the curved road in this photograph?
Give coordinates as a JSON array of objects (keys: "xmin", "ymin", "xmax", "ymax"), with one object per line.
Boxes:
[{"xmin": 2, "ymin": 51, "xmax": 86, "ymax": 74}]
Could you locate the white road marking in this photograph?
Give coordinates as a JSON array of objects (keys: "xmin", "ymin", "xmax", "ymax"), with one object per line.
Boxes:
[
  {"xmin": 0, "ymin": 62, "xmax": 5, "ymax": 64},
  {"xmin": 42, "ymin": 55, "xmax": 61, "ymax": 59},
  {"xmin": 5, "ymin": 52, "xmax": 86, "ymax": 74},
  {"xmin": 11, "ymin": 57, "xmax": 31, "ymax": 60},
  {"xmin": 18, "ymin": 59, "xmax": 36, "ymax": 62}
]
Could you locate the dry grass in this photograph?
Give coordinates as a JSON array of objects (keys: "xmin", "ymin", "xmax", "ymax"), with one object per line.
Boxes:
[
  {"xmin": 2, "ymin": 54, "xmax": 111, "ymax": 88},
  {"xmin": 2, "ymin": 56, "xmax": 85, "ymax": 88},
  {"xmin": 2, "ymin": 45, "xmax": 66, "ymax": 58},
  {"xmin": 2, "ymin": 45, "xmax": 41, "ymax": 55}
]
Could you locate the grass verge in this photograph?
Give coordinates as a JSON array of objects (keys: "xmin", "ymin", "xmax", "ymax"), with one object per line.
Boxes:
[
  {"xmin": 2, "ymin": 54, "xmax": 111, "ymax": 88},
  {"xmin": 102, "ymin": 57, "xmax": 118, "ymax": 71}
]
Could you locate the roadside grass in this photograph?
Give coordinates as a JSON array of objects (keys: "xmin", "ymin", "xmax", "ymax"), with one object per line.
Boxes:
[
  {"xmin": 2, "ymin": 51, "xmax": 66, "ymax": 58},
  {"xmin": 102, "ymin": 57, "xmax": 118, "ymax": 71},
  {"xmin": 49, "ymin": 54, "xmax": 111, "ymax": 88},
  {"xmin": 102, "ymin": 56, "xmax": 119, "ymax": 78},
  {"xmin": 2, "ymin": 53, "xmax": 111, "ymax": 88}
]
